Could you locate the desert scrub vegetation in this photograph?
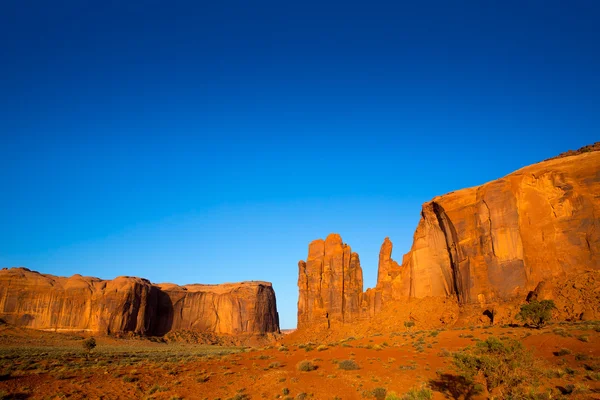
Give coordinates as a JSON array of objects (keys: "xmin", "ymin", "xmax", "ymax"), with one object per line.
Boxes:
[
  {"xmin": 369, "ymin": 387, "xmax": 387, "ymax": 400},
  {"xmin": 227, "ymin": 394, "xmax": 250, "ymax": 400},
  {"xmin": 451, "ymin": 336, "xmax": 544, "ymax": 398},
  {"xmin": 82, "ymin": 337, "xmax": 96, "ymax": 358},
  {"xmin": 577, "ymin": 334, "xmax": 589, "ymax": 342},
  {"xmin": 0, "ymin": 342, "xmax": 243, "ymax": 377},
  {"xmin": 554, "ymin": 348, "xmax": 571, "ymax": 356},
  {"xmin": 148, "ymin": 384, "xmax": 169, "ymax": 394},
  {"xmin": 395, "ymin": 385, "xmax": 433, "ymax": 400},
  {"xmin": 296, "ymin": 360, "xmax": 317, "ymax": 372},
  {"xmin": 338, "ymin": 359, "xmax": 360, "ymax": 370},
  {"xmin": 516, "ymin": 300, "xmax": 556, "ymax": 328}
]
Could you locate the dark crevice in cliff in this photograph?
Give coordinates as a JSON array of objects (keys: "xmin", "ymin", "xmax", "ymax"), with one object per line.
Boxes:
[
  {"xmin": 431, "ymin": 202, "xmax": 467, "ymax": 304},
  {"xmin": 341, "ymin": 248, "xmax": 346, "ymax": 324},
  {"xmin": 481, "ymin": 198, "xmax": 497, "ymax": 257},
  {"xmin": 585, "ymin": 233, "xmax": 592, "ymax": 253}
]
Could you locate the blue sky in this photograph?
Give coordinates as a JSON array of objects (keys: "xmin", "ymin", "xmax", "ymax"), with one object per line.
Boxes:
[{"xmin": 1, "ymin": 1, "xmax": 598, "ymax": 328}]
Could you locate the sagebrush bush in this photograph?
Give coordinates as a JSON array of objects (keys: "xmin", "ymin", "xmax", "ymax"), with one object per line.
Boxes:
[
  {"xmin": 338, "ymin": 359, "xmax": 360, "ymax": 370},
  {"xmin": 82, "ymin": 337, "xmax": 96, "ymax": 359},
  {"xmin": 555, "ymin": 348, "xmax": 571, "ymax": 356},
  {"xmin": 452, "ymin": 336, "xmax": 541, "ymax": 398},
  {"xmin": 296, "ymin": 360, "xmax": 317, "ymax": 372},
  {"xmin": 371, "ymin": 387, "xmax": 387, "ymax": 400}
]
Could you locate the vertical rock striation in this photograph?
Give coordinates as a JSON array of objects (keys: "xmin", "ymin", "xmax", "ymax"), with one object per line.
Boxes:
[
  {"xmin": 154, "ymin": 282, "xmax": 279, "ymax": 335},
  {"xmin": 297, "ymin": 234, "xmax": 363, "ymax": 329}
]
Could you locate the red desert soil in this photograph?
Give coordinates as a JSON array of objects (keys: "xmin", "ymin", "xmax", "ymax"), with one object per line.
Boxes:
[{"xmin": 0, "ymin": 322, "xmax": 598, "ymax": 399}]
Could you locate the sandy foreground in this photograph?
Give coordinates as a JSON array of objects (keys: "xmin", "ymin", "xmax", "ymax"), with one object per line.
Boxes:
[{"xmin": 0, "ymin": 322, "xmax": 598, "ymax": 399}]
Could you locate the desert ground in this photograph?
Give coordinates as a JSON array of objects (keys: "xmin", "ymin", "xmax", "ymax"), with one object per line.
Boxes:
[{"xmin": 0, "ymin": 321, "xmax": 598, "ymax": 400}]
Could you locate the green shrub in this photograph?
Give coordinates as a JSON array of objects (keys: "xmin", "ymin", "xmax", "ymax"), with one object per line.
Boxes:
[
  {"xmin": 338, "ymin": 359, "xmax": 360, "ymax": 370},
  {"xmin": 296, "ymin": 360, "xmax": 317, "ymax": 372},
  {"xmin": 452, "ymin": 336, "xmax": 541, "ymax": 398},
  {"xmin": 82, "ymin": 337, "xmax": 97, "ymax": 358},
  {"xmin": 516, "ymin": 300, "xmax": 556, "ymax": 328},
  {"xmin": 384, "ymin": 392, "xmax": 401, "ymax": 400},
  {"xmin": 404, "ymin": 321, "xmax": 415, "ymax": 331},
  {"xmin": 398, "ymin": 386, "xmax": 433, "ymax": 400}
]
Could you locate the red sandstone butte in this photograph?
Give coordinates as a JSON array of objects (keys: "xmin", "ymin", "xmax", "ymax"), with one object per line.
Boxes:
[{"xmin": 0, "ymin": 268, "xmax": 280, "ymax": 336}]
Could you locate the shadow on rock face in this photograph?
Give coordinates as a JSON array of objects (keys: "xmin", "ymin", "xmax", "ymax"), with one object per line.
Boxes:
[{"xmin": 150, "ymin": 287, "xmax": 174, "ymax": 336}]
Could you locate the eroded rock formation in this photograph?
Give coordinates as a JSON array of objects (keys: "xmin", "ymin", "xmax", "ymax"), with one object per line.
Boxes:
[
  {"xmin": 154, "ymin": 282, "xmax": 279, "ymax": 335},
  {"xmin": 298, "ymin": 146, "xmax": 600, "ymax": 327},
  {"xmin": 0, "ymin": 268, "xmax": 280, "ymax": 336},
  {"xmin": 297, "ymin": 234, "xmax": 363, "ymax": 329},
  {"xmin": 397, "ymin": 150, "xmax": 600, "ymax": 308}
]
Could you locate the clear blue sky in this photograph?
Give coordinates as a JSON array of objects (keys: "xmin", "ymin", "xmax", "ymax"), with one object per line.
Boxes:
[{"xmin": 1, "ymin": 1, "xmax": 598, "ymax": 329}]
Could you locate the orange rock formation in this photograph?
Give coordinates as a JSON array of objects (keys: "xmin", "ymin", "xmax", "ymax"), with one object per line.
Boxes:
[
  {"xmin": 298, "ymin": 146, "xmax": 600, "ymax": 328},
  {"xmin": 297, "ymin": 234, "xmax": 363, "ymax": 329},
  {"xmin": 0, "ymin": 268, "xmax": 280, "ymax": 336}
]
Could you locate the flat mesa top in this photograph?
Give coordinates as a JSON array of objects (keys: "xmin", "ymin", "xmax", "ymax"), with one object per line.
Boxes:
[
  {"xmin": 158, "ymin": 281, "xmax": 273, "ymax": 293},
  {"xmin": 0, "ymin": 268, "xmax": 273, "ymax": 292}
]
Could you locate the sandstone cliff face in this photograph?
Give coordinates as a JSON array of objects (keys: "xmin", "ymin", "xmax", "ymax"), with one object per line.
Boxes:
[
  {"xmin": 399, "ymin": 151, "xmax": 600, "ymax": 308},
  {"xmin": 297, "ymin": 234, "xmax": 363, "ymax": 329},
  {"xmin": 0, "ymin": 268, "xmax": 279, "ymax": 336},
  {"xmin": 154, "ymin": 282, "xmax": 279, "ymax": 335},
  {"xmin": 298, "ymin": 148, "xmax": 600, "ymax": 327},
  {"xmin": 0, "ymin": 268, "xmax": 155, "ymax": 334}
]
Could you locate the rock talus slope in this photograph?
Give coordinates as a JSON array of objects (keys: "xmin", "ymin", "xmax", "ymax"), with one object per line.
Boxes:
[
  {"xmin": 0, "ymin": 268, "xmax": 280, "ymax": 336},
  {"xmin": 298, "ymin": 147, "xmax": 600, "ymax": 328}
]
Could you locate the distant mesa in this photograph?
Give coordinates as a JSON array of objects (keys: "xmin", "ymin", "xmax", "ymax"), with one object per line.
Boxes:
[
  {"xmin": 0, "ymin": 267, "xmax": 280, "ymax": 338},
  {"xmin": 298, "ymin": 144, "xmax": 600, "ymax": 330}
]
